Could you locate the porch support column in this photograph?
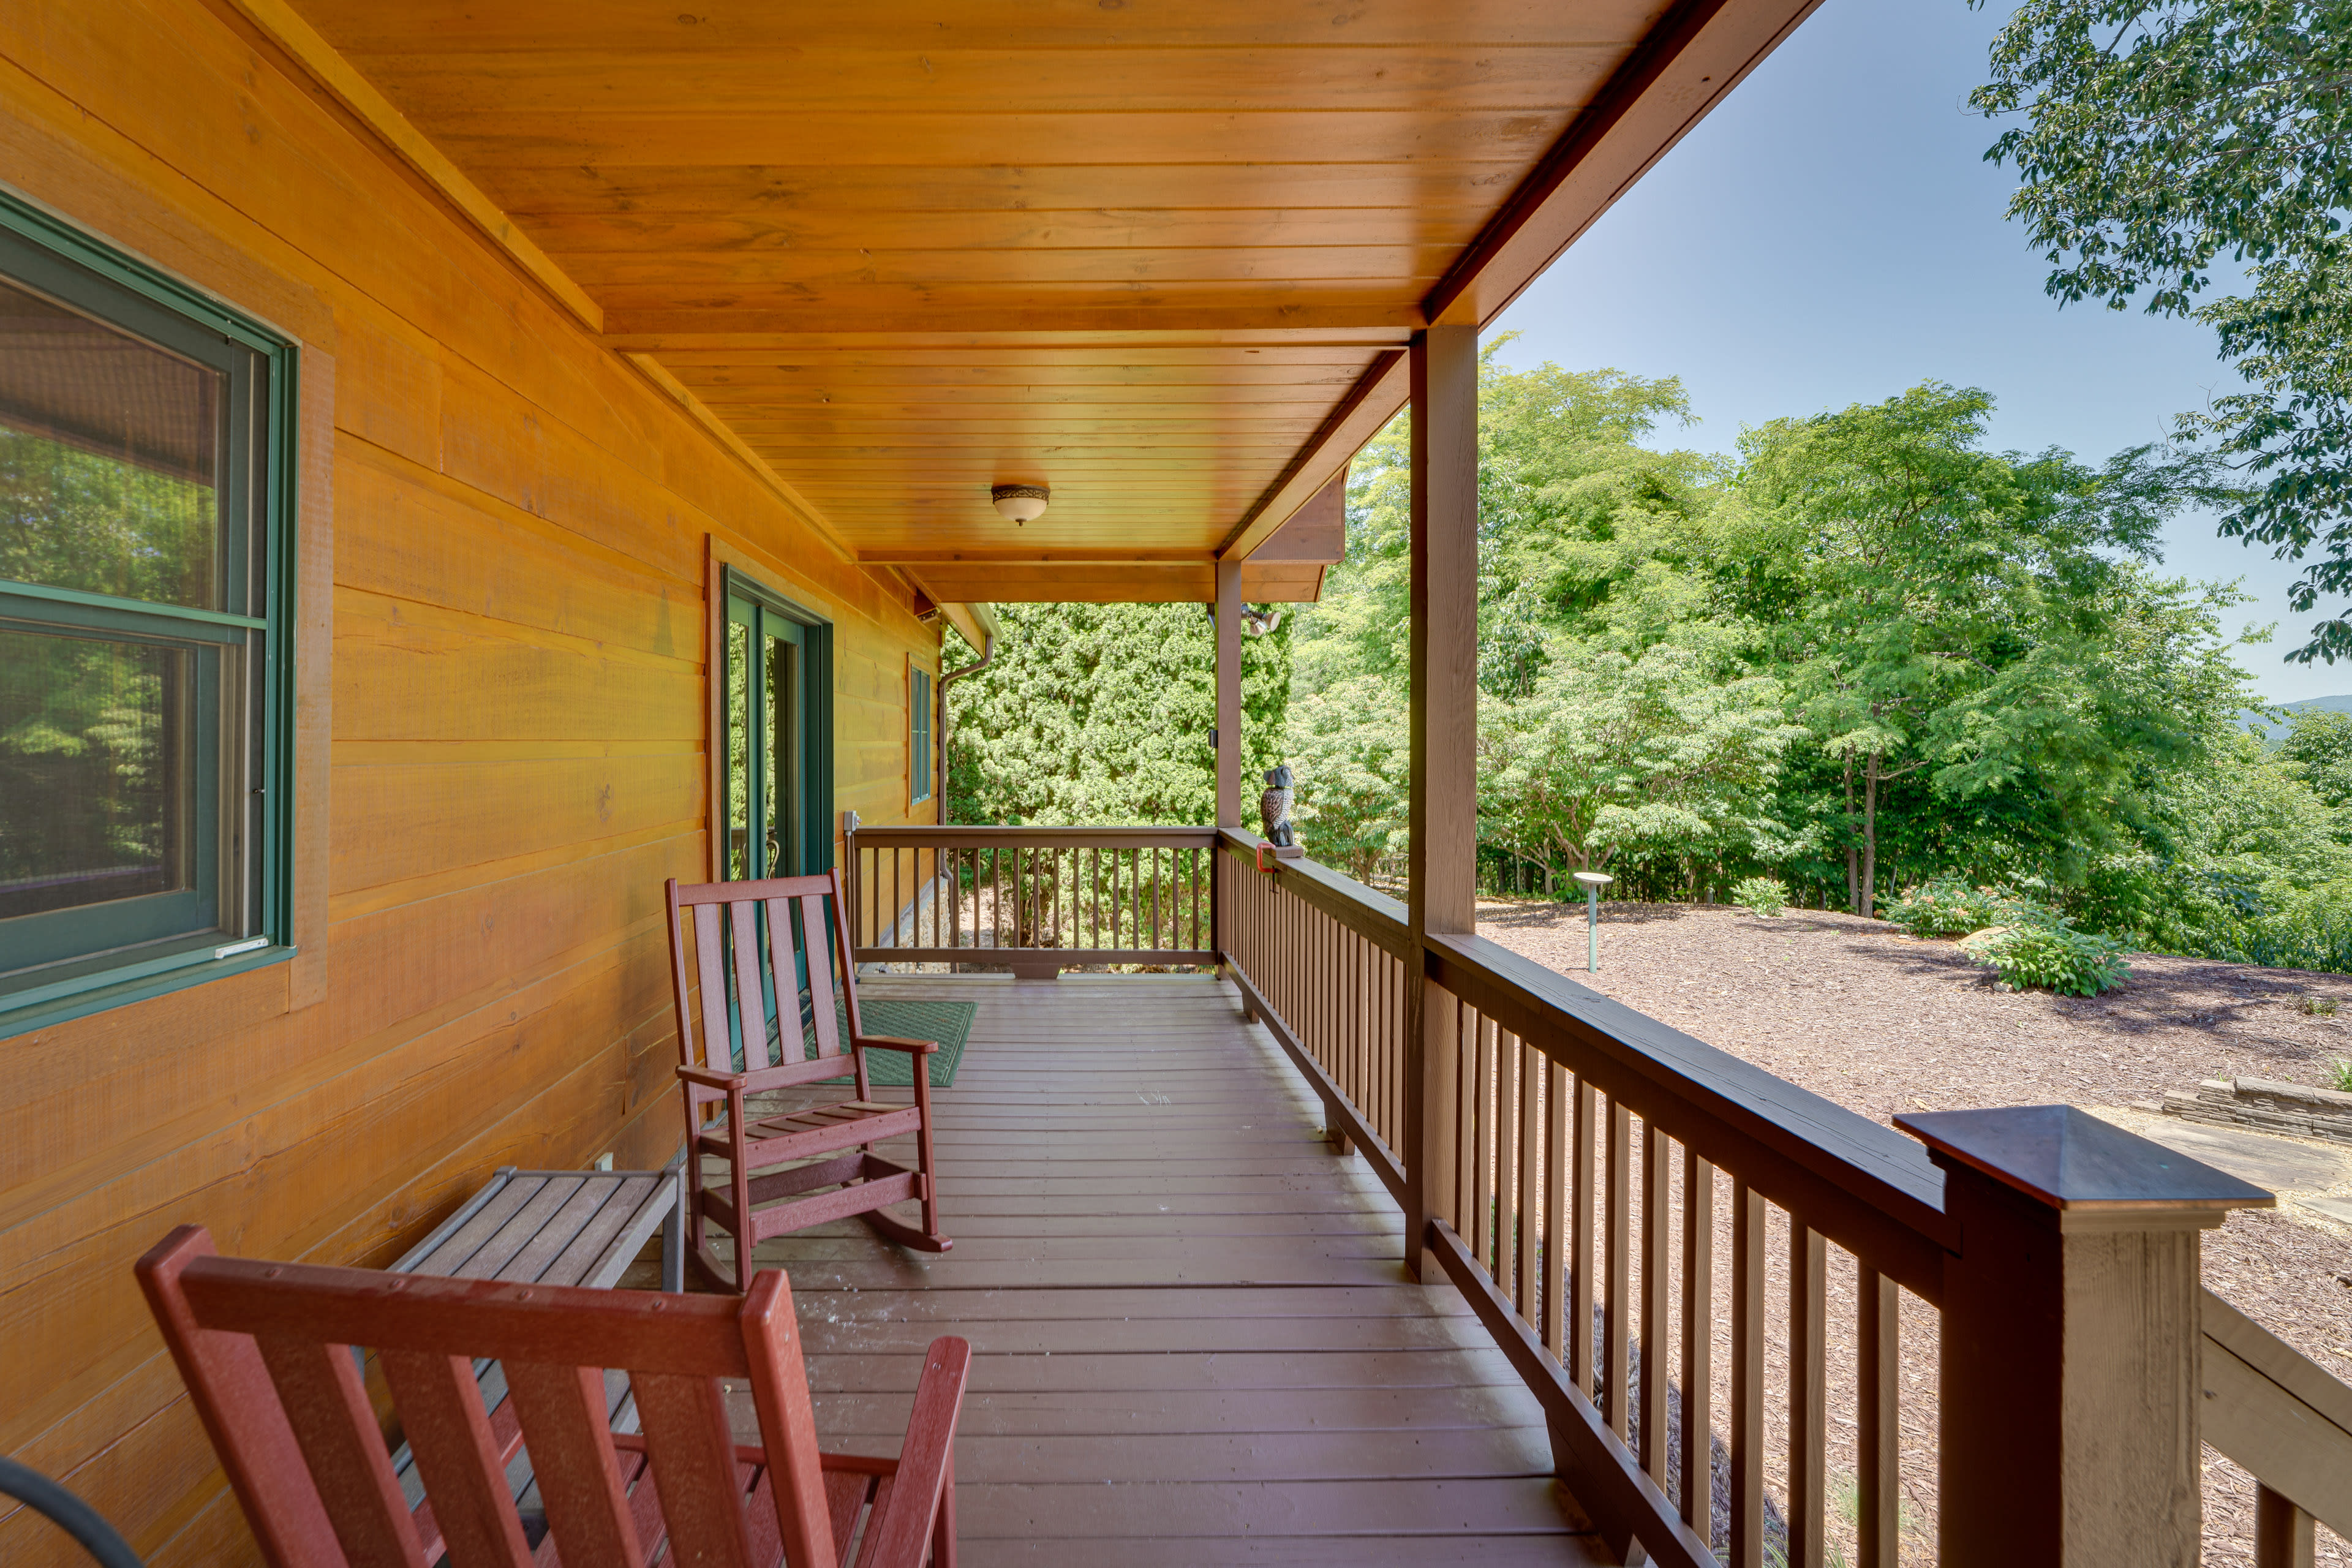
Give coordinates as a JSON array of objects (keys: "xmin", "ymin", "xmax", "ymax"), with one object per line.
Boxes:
[
  {"xmin": 1213, "ymin": 557, "xmax": 1242, "ymax": 965},
  {"xmin": 1898, "ymin": 1106, "xmax": 2270, "ymax": 1568},
  {"xmin": 1215, "ymin": 557, "xmax": 1242, "ymax": 829},
  {"xmin": 1403, "ymin": 323, "xmax": 1478, "ymax": 1283}
]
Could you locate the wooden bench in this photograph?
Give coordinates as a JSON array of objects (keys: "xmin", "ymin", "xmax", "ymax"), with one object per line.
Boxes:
[{"xmin": 380, "ymin": 1164, "xmax": 685, "ymax": 1537}]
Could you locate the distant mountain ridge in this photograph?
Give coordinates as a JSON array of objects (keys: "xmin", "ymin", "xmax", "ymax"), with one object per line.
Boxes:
[{"xmin": 2241, "ymin": 694, "xmax": 2352, "ymax": 745}]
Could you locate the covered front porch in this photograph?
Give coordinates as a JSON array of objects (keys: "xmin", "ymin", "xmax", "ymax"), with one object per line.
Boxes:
[{"xmin": 737, "ymin": 973, "xmax": 1594, "ymax": 1566}]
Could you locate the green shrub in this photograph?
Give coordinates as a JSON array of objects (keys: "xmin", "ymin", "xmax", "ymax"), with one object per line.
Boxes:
[
  {"xmin": 1730, "ymin": 875, "xmax": 1789, "ymax": 917},
  {"xmin": 1886, "ymin": 877, "xmax": 2002, "ymax": 937},
  {"xmin": 2328, "ymin": 1059, "xmax": 2352, "ymax": 1093},
  {"xmin": 1963, "ymin": 918, "xmax": 2132, "ymax": 997}
]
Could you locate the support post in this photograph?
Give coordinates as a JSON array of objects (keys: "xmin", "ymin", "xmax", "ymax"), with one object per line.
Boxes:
[
  {"xmin": 1213, "ymin": 558, "xmax": 1242, "ymax": 967},
  {"xmin": 1897, "ymin": 1106, "xmax": 2272, "ymax": 1568},
  {"xmin": 1215, "ymin": 558, "xmax": 1242, "ymax": 829},
  {"xmin": 1403, "ymin": 323, "xmax": 1478, "ymax": 1283}
]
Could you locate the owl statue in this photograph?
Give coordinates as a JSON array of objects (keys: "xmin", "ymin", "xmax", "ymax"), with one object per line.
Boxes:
[{"xmin": 1260, "ymin": 764, "xmax": 1297, "ymax": 848}]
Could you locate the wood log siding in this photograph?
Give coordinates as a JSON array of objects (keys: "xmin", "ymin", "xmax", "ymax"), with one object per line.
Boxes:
[{"xmin": 845, "ymin": 826, "xmax": 1217, "ymax": 969}]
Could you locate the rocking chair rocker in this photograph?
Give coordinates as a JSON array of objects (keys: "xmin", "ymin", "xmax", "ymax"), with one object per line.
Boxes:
[{"xmin": 666, "ymin": 870, "xmax": 951, "ymax": 1291}]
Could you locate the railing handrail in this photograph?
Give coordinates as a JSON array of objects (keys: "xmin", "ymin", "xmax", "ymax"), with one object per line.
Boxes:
[
  {"xmin": 2201, "ymin": 1286, "xmax": 2352, "ymax": 1539},
  {"xmin": 1216, "ymin": 827, "xmax": 1953, "ymax": 1291},
  {"xmin": 1423, "ymin": 930, "xmax": 1954, "ymax": 1293},
  {"xmin": 854, "ymin": 824, "xmax": 1218, "ymax": 848},
  {"xmin": 1218, "ymin": 826, "xmax": 1411, "ymax": 952}
]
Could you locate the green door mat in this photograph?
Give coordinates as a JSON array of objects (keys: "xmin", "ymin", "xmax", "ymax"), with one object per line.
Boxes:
[{"xmin": 802, "ymin": 997, "xmax": 975, "ymax": 1088}]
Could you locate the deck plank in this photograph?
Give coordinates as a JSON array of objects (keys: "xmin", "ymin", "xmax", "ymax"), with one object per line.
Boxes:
[{"xmin": 707, "ymin": 974, "xmax": 1609, "ymax": 1566}]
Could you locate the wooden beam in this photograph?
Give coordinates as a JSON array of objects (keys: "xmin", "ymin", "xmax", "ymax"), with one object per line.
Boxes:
[
  {"xmin": 215, "ymin": 0, "xmax": 605, "ymax": 333},
  {"xmin": 1425, "ymin": 0, "xmax": 1826, "ymax": 328},
  {"xmin": 858, "ymin": 550, "xmax": 1213, "ymax": 567},
  {"xmin": 1219, "ymin": 350, "xmax": 1406, "ymax": 562},
  {"xmin": 622, "ymin": 354, "xmax": 854, "ymax": 564}
]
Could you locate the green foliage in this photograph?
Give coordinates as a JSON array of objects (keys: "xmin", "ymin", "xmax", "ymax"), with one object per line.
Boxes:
[
  {"xmin": 1477, "ymin": 638, "xmax": 1804, "ymax": 880},
  {"xmin": 1730, "ymin": 876, "xmax": 1789, "ymax": 917},
  {"xmin": 2301, "ymin": 995, "xmax": 2340, "ymax": 1017},
  {"xmin": 1887, "ymin": 878, "xmax": 2006, "ymax": 938},
  {"xmin": 2279, "ymin": 709, "xmax": 2352, "ymax": 813},
  {"xmin": 2327, "ymin": 1058, "xmax": 2352, "ymax": 1091},
  {"xmin": 1973, "ymin": 0, "xmax": 2352, "ymax": 661},
  {"xmin": 943, "ymin": 603, "xmax": 1289, "ymax": 827},
  {"xmin": 1726, "ymin": 381, "xmax": 2229, "ymax": 912},
  {"xmin": 1964, "ymin": 912, "xmax": 2135, "ymax": 995}
]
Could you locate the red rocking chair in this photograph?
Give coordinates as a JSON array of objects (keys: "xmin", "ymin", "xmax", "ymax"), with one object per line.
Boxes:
[
  {"xmin": 136, "ymin": 1224, "xmax": 971, "ymax": 1568},
  {"xmin": 667, "ymin": 870, "xmax": 951, "ymax": 1291}
]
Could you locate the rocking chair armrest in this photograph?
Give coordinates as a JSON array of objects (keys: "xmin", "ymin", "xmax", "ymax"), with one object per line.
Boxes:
[
  {"xmin": 674, "ymin": 1062, "xmax": 805, "ymax": 1095},
  {"xmin": 853, "ymin": 1034, "xmax": 940, "ymax": 1056},
  {"xmin": 859, "ymin": 1335, "xmax": 972, "ymax": 1568}
]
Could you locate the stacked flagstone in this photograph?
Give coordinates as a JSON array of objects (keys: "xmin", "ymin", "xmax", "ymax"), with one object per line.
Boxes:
[{"xmin": 2163, "ymin": 1077, "xmax": 2352, "ymax": 1148}]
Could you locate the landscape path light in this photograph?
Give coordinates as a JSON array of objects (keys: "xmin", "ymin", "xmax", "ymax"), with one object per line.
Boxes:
[{"xmin": 1572, "ymin": 870, "xmax": 1612, "ymax": 973}]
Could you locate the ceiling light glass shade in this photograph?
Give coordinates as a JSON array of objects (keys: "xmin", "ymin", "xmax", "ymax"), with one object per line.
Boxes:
[{"xmin": 991, "ymin": 483, "xmax": 1050, "ymax": 522}]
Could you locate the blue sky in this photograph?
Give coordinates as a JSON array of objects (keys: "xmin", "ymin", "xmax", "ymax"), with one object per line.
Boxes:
[{"xmin": 1488, "ymin": 0, "xmax": 2342, "ymax": 705}]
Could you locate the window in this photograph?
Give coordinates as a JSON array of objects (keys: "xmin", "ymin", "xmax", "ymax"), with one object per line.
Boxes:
[
  {"xmin": 0, "ymin": 196, "xmax": 295, "ymax": 1033},
  {"xmin": 910, "ymin": 661, "xmax": 933, "ymax": 805}
]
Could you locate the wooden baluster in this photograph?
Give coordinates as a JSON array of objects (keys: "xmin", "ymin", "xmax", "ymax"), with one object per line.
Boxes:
[
  {"xmin": 1517, "ymin": 1039, "xmax": 1542, "ymax": 1319},
  {"xmin": 1789, "ymin": 1224, "xmax": 1827, "ymax": 1568},
  {"xmin": 891, "ymin": 846, "xmax": 902, "ymax": 949},
  {"xmin": 1730, "ymin": 1180, "xmax": 1765, "ymax": 1568},
  {"xmin": 1604, "ymin": 1097, "xmax": 1631, "ymax": 1438},
  {"xmin": 1858, "ymin": 1265, "xmax": 1898, "ymax": 1568},
  {"xmin": 1541, "ymin": 1059, "xmax": 1567, "ymax": 1359},
  {"xmin": 991, "ymin": 845, "xmax": 1002, "ymax": 951},
  {"xmin": 1570, "ymin": 1077, "xmax": 1597, "ymax": 1396},
  {"xmin": 2256, "ymin": 1483, "xmax": 2316, "ymax": 1568},
  {"xmin": 1682, "ymin": 1149, "xmax": 1715, "ymax": 1542},
  {"xmin": 1470, "ymin": 1013, "xmax": 1494, "ymax": 1270},
  {"xmin": 1639, "ymin": 1120, "xmax": 1670, "ymax": 1485},
  {"xmin": 1492, "ymin": 1024, "xmax": 1518, "ymax": 1284}
]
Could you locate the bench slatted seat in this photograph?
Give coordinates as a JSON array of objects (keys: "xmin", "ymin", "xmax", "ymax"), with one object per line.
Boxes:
[{"xmin": 380, "ymin": 1166, "xmax": 685, "ymax": 1532}]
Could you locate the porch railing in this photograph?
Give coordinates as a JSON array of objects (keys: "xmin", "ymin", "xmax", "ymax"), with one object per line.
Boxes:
[
  {"xmin": 843, "ymin": 824, "xmax": 1216, "ymax": 976},
  {"xmin": 845, "ymin": 821, "xmax": 2350, "ymax": 1566}
]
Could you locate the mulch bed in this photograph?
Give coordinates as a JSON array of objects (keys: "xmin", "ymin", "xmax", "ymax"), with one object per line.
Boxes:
[{"xmin": 1476, "ymin": 897, "xmax": 2352, "ymax": 1566}]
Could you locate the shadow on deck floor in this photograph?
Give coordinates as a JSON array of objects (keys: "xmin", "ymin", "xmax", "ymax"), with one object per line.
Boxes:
[{"xmin": 651, "ymin": 973, "xmax": 1608, "ymax": 1566}]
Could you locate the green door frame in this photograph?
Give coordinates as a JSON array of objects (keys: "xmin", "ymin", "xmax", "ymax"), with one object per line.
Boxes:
[{"xmin": 720, "ymin": 565, "xmax": 834, "ymax": 882}]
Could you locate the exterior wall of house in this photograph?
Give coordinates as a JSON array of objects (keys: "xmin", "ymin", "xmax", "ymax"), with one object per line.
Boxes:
[{"xmin": 0, "ymin": 5, "xmax": 940, "ymax": 1561}]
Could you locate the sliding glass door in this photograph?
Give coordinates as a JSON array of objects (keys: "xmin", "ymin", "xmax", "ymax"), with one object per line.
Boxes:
[{"xmin": 722, "ymin": 568, "xmax": 832, "ymax": 883}]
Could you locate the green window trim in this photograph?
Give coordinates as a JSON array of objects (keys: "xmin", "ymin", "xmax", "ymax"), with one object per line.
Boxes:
[
  {"xmin": 0, "ymin": 185, "xmax": 298, "ymax": 1041},
  {"xmin": 720, "ymin": 566, "xmax": 834, "ymax": 880},
  {"xmin": 910, "ymin": 662, "xmax": 933, "ymax": 805}
]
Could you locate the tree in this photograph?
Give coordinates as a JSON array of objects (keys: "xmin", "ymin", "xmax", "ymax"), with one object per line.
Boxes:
[
  {"xmin": 1972, "ymin": 0, "xmax": 2350, "ymax": 658},
  {"xmin": 944, "ymin": 603, "xmax": 1289, "ymax": 826},
  {"xmin": 1728, "ymin": 382, "xmax": 2219, "ymax": 912},
  {"xmin": 2278, "ymin": 707, "xmax": 2352, "ymax": 813},
  {"xmin": 1477, "ymin": 638, "xmax": 1804, "ymax": 893}
]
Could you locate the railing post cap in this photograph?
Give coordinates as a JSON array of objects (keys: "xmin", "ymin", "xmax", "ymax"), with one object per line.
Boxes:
[{"xmin": 1896, "ymin": 1104, "xmax": 2272, "ymax": 1226}]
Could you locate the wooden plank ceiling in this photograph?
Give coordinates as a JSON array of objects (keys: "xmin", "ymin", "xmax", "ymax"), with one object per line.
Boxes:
[{"xmin": 285, "ymin": 0, "xmax": 1820, "ymax": 602}]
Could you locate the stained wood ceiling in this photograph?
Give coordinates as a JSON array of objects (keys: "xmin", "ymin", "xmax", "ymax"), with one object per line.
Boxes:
[{"xmin": 286, "ymin": 0, "xmax": 1821, "ymax": 601}]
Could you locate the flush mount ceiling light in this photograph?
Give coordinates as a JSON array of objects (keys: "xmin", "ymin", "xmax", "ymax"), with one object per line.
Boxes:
[{"xmin": 991, "ymin": 483, "xmax": 1050, "ymax": 524}]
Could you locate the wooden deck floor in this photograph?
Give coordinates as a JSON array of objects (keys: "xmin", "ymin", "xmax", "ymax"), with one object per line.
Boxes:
[{"xmin": 707, "ymin": 973, "xmax": 1608, "ymax": 1566}]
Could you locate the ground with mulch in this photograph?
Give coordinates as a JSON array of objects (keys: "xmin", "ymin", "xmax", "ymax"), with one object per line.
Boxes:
[{"xmin": 1477, "ymin": 897, "xmax": 2352, "ymax": 1566}]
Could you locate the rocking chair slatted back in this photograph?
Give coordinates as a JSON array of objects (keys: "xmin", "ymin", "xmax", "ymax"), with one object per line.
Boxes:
[
  {"xmin": 135, "ymin": 1225, "xmax": 952, "ymax": 1568},
  {"xmin": 673, "ymin": 873, "xmax": 864, "ymax": 1103}
]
